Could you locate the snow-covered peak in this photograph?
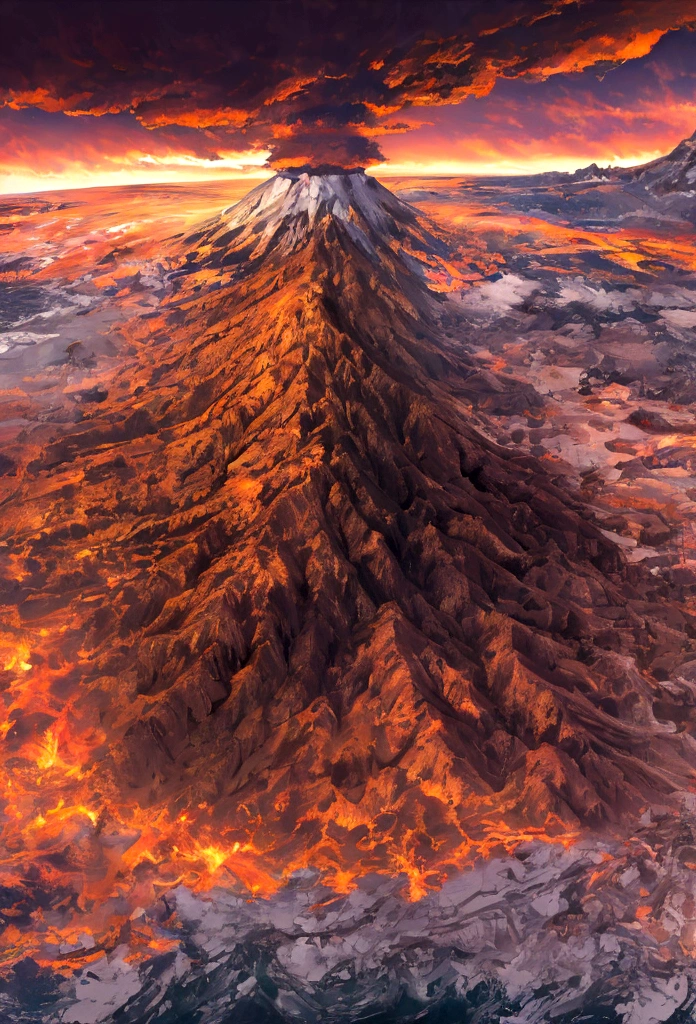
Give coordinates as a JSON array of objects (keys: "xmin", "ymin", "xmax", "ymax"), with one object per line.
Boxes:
[
  {"xmin": 224, "ymin": 171, "xmax": 404, "ymax": 242},
  {"xmin": 183, "ymin": 168, "xmax": 462, "ymax": 291}
]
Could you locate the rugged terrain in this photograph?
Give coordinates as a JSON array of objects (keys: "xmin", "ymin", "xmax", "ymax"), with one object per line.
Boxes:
[{"xmin": 2, "ymin": 167, "xmax": 696, "ymax": 1020}]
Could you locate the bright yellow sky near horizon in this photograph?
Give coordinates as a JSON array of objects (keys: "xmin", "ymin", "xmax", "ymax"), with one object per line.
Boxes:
[{"xmin": 0, "ymin": 146, "xmax": 671, "ymax": 196}]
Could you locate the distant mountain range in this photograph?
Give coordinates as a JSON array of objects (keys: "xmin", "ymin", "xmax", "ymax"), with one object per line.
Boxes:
[{"xmin": 538, "ymin": 129, "xmax": 696, "ymax": 194}]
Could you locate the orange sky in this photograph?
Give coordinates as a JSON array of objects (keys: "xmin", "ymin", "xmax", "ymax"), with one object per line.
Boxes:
[
  {"xmin": 374, "ymin": 32, "xmax": 696, "ymax": 177},
  {"xmin": 2, "ymin": 2, "xmax": 696, "ymax": 192}
]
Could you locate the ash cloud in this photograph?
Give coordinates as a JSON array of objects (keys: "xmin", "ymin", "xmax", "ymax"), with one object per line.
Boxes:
[
  {"xmin": 271, "ymin": 133, "xmax": 384, "ymax": 174},
  {"xmin": 1, "ymin": 0, "xmax": 696, "ymax": 171}
]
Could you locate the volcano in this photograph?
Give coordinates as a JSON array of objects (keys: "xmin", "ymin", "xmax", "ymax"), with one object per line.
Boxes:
[{"xmin": 3, "ymin": 169, "xmax": 695, "ymax": 922}]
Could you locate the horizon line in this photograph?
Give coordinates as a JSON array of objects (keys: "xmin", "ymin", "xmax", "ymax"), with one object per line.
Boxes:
[
  {"xmin": 0, "ymin": 163, "xmax": 658, "ymax": 200},
  {"xmin": 0, "ymin": 142, "xmax": 674, "ymax": 198}
]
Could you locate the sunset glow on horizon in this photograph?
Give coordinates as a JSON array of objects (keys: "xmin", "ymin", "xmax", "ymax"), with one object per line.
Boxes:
[
  {"xmin": 0, "ymin": 152, "xmax": 273, "ymax": 196},
  {"xmin": 0, "ymin": 144, "xmax": 677, "ymax": 196},
  {"xmin": 3, "ymin": 3, "xmax": 696, "ymax": 194}
]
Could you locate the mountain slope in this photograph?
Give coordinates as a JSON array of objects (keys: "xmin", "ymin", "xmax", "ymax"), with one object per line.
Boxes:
[
  {"xmin": 2, "ymin": 171, "xmax": 696, "ymax": 895},
  {"xmin": 632, "ymin": 128, "xmax": 696, "ymax": 193},
  {"xmin": 549, "ymin": 128, "xmax": 696, "ymax": 195}
]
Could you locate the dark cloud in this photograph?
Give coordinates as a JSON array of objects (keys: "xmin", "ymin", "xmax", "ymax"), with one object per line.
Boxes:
[
  {"xmin": 271, "ymin": 132, "xmax": 383, "ymax": 174},
  {"xmin": 1, "ymin": 0, "xmax": 695, "ymax": 169}
]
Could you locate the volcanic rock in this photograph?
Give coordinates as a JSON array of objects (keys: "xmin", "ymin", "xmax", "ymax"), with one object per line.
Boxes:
[
  {"xmin": 626, "ymin": 407, "xmax": 678, "ymax": 433},
  {"xmin": 3, "ymin": 171, "xmax": 696, "ymax": 885}
]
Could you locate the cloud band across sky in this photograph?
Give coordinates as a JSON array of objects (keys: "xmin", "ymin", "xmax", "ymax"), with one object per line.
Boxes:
[{"xmin": 1, "ymin": 0, "xmax": 696, "ymax": 191}]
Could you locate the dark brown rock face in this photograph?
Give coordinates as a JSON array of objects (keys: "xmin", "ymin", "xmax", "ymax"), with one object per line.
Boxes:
[{"xmin": 3, "ymin": 173, "xmax": 696, "ymax": 885}]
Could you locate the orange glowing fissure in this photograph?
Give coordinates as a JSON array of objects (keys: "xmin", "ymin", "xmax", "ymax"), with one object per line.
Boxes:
[{"xmin": 0, "ymin": 633, "xmax": 580, "ymax": 968}]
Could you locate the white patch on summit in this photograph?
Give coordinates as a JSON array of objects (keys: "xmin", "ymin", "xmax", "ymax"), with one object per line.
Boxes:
[{"xmin": 221, "ymin": 171, "xmax": 407, "ymax": 260}]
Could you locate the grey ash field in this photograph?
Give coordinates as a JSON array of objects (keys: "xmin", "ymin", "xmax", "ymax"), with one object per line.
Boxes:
[{"xmin": 4, "ymin": 151, "xmax": 696, "ymax": 1022}]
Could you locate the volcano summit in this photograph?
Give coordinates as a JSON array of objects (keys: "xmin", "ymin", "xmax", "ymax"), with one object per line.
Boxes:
[{"xmin": 2, "ymin": 172, "xmax": 696, "ymax": 1020}]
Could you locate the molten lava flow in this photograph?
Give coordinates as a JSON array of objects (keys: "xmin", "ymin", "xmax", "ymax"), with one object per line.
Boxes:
[{"xmin": 0, "ymin": 565, "xmax": 590, "ymax": 966}]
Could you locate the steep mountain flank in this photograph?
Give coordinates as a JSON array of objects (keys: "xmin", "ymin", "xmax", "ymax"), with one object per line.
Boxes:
[{"xmin": 2, "ymin": 172, "xmax": 695, "ymax": 893}]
